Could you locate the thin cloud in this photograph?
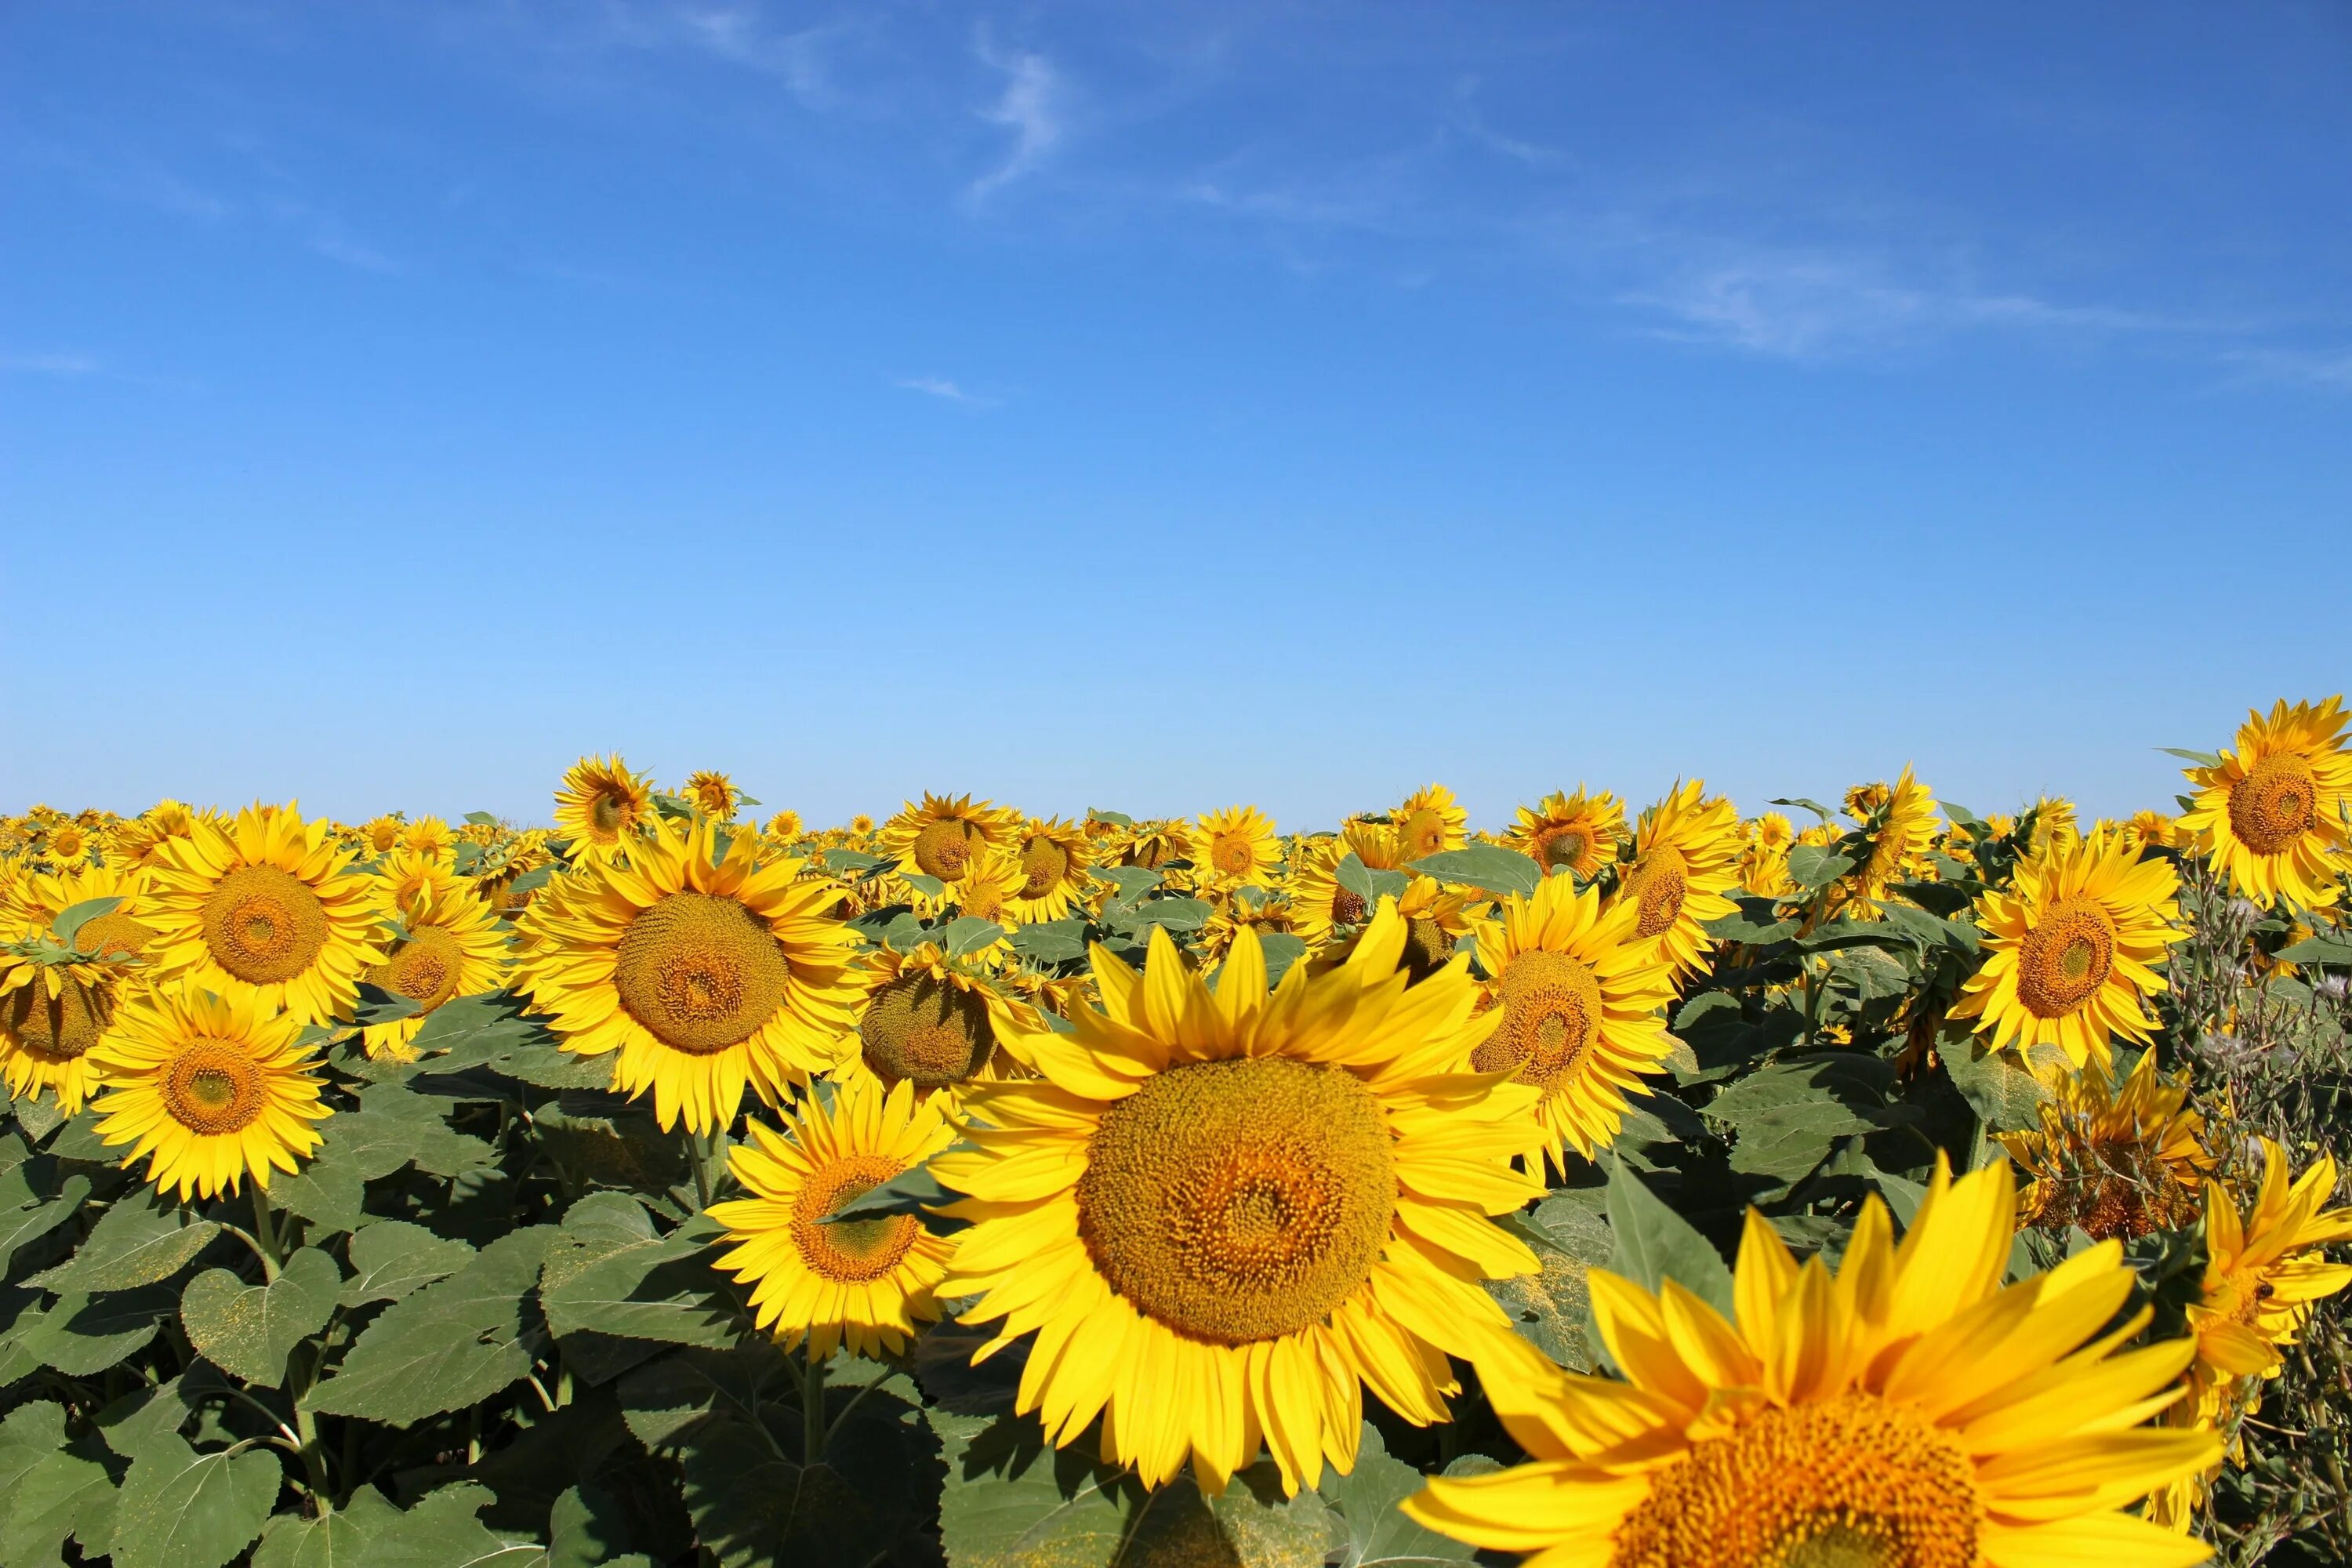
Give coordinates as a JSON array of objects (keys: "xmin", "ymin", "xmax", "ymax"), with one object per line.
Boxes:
[
  {"xmin": 970, "ymin": 42, "xmax": 1062, "ymax": 201},
  {"xmin": 2218, "ymin": 346, "xmax": 2352, "ymax": 392},
  {"xmin": 896, "ymin": 376, "xmax": 999, "ymax": 408},
  {"xmin": 2, "ymin": 352, "xmax": 103, "ymax": 376}
]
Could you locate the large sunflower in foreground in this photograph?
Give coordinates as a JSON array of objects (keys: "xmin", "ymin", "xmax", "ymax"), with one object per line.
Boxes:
[
  {"xmin": 2178, "ymin": 696, "xmax": 2352, "ymax": 910},
  {"xmin": 86, "ymin": 983, "xmax": 330, "ymax": 1200},
  {"xmin": 553, "ymin": 753, "xmax": 654, "ymax": 863},
  {"xmin": 1193, "ymin": 804, "xmax": 1279, "ymax": 889},
  {"xmin": 1394, "ymin": 783, "xmax": 1468, "ymax": 861},
  {"xmin": 1006, "ymin": 817, "xmax": 1092, "ymax": 923},
  {"xmin": 878, "ymin": 793, "xmax": 1021, "ymax": 888},
  {"xmin": 513, "ymin": 815, "xmax": 863, "ymax": 1131},
  {"xmin": 0, "ymin": 862, "xmax": 162, "ymax": 1112},
  {"xmin": 1507, "ymin": 788, "xmax": 1625, "ymax": 880},
  {"xmin": 935, "ymin": 915, "xmax": 1544, "ymax": 1495},
  {"xmin": 1951, "ymin": 829, "xmax": 2183, "ymax": 1067},
  {"xmin": 1406, "ymin": 1157, "xmax": 2221, "ymax": 1568},
  {"xmin": 359, "ymin": 862, "xmax": 510, "ymax": 1061},
  {"xmin": 144, "ymin": 803, "xmax": 379, "ymax": 1027},
  {"xmin": 1468, "ymin": 873, "xmax": 1678, "ymax": 1171},
  {"xmin": 706, "ymin": 1075, "xmax": 957, "ymax": 1360},
  {"xmin": 1999, "ymin": 1048, "xmax": 2214, "ymax": 1240},
  {"xmin": 1613, "ymin": 782, "xmax": 1741, "ymax": 982}
]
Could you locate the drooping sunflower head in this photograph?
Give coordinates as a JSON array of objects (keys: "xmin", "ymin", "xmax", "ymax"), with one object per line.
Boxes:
[
  {"xmin": 1953, "ymin": 828, "xmax": 2185, "ymax": 1067},
  {"xmin": 2024, "ymin": 794, "xmax": 2082, "ymax": 859},
  {"xmin": 1394, "ymin": 782, "xmax": 1468, "ymax": 862},
  {"xmin": 1842, "ymin": 765, "xmax": 1940, "ymax": 907},
  {"xmin": 1508, "ymin": 787, "xmax": 1626, "ymax": 880},
  {"xmin": 513, "ymin": 815, "xmax": 865, "ymax": 1131},
  {"xmin": 846, "ymin": 942, "xmax": 1036, "ymax": 1099},
  {"xmin": 1468, "ymin": 873, "xmax": 1679, "ymax": 1171},
  {"xmin": 360, "ymin": 869, "xmax": 510, "ymax": 1062},
  {"xmin": 684, "ymin": 769, "xmax": 740, "ymax": 821},
  {"xmin": 400, "ymin": 816, "xmax": 456, "ymax": 861},
  {"xmin": 707, "ymin": 1075, "xmax": 958, "ymax": 1360},
  {"xmin": 1006, "ymin": 817, "xmax": 1093, "ymax": 923},
  {"xmin": 1614, "ymin": 781, "xmax": 1744, "ymax": 982},
  {"xmin": 2179, "ymin": 696, "xmax": 2352, "ymax": 911},
  {"xmin": 879, "ymin": 793, "xmax": 1020, "ymax": 886},
  {"xmin": 105, "ymin": 800, "xmax": 201, "ymax": 871},
  {"xmin": 2001, "ymin": 1049, "xmax": 2216, "ymax": 1240},
  {"xmin": 143, "ymin": 803, "xmax": 380, "ymax": 1028},
  {"xmin": 86, "ymin": 982, "xmax": 332, "ymax": 1201},
  {"xmin": 1194, "ymin": 804, "xmax": 1279, "ymax": 888},
  {"xmin": 1116, "ymin": 818, "xmax": 1196, "ymax": 871},
  {"xmin": 1406, "ymin": 1156, "xmax": 2223, "ymax": 1568},
  {"xmin": 554, "ymin": 754, "xmax": 654, "ymax": 862},
  {"xmin": 1200, "ymin": 887, "xmax": 1296, "ymax": 962},
  {"xmin": 935, "ymin": 913, "xmax": 1544, "ymax": 1496},
  {"xmin": 1287, "ymin": 822, "xmax": 1404, "ymax": 949}
]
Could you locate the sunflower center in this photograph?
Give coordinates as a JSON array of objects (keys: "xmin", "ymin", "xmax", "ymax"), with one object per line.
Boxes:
[
  {"xmin": 913, "ymin": 820, "xmax": 974, "ymax": 881},
  {"xmin": 1627, "ymin": 851, "xmax": 1688, "ymax": 941},
  {"xmin": 860, "ymin": 971, "xmax": 994, "ymax": 1089},
  {"xmin": 1608, "ymin": 1391, "xmax": 1980, "ymax": 1568},
  {"xmin": 590, "ymin": 793, "xmax": 625, "ymax": 836},
  {"xmin": 1212, "ymin": 835, "xmax": 1256, "ymax": 877},
  {"xmin": 1076, "ymin": 1056, "xmax": 1396, "ymax": 1346},
  {"xmin": 613, "ymin": 891, "xmax": 791, "ymax": 1056},
  {"xmin": 2015, "ymin": 898, "xmax": 2117, "ymax": 1019},
  {"xmin": 1401, "ymin": 915, "xmax": 1455, "ymax": 982},
  {"xmin": 161, "ymin": 1042, "xmax": 267, "ymax": 1136},
  {"xmin": 4, "ymin": 978, "xmax": 111, "ymax": 1061},
  {"xmin": 1330, "ymin": 887, "xmax": 1367, "ymax": 926},
  {"xmin": 791, "ymin": 1152, "xmax": 923, "ymax": 1283},
  {"xmin": 1473, "ymin": 949, "xmax": 1603, "ymax": 1094},
  {"xmin": 2229, "ymin": 753, "xmax": 2319, "ymax": 855},
  {"xmin": 1537, "ymin": 827, "xmax": 1589, "ymax": 872},
  {"xmin": 74, "ymin": 910, "xmax": 158, "ymax": 960},
  {"xmin": 199, "ymin": 865, "xmax": 330, "ymax": 984},
  {"xmin": 1399, "ymin": 808, "xmax": 1447, "ymax": 858},
  {"xmin": 378, "ymin": 925, "xmax": 467, "ymax": 1011},
  {"xmin": 1019, "ymin": 838, "xmax": 1069, "ymax": 898}
]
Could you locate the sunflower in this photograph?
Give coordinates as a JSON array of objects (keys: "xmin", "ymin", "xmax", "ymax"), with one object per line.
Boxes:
[
  {"xmin": 1737, "ymin": 813, "xmax": 1795, "ymax": 898},
  {"xmin": 1951, "ymin": 829, "xmax": 2184, "ymax": 1067},
  {"xmin": 1006, "ymin": 817, "xmax": 1093, "ymax": 923},
  {"xmin": 848, "ymin": 813, "xmax": 876, "ymax": 837},
  {"xmin": 934, "ymin": 915, "xmax": 1545, "ymax": 1495},
  {"xmin": 1194, "ymin": 804, "xmax": 1279, "ymax": 890},
  {"xmin": 1405, "ymin": 1156, "xmax": 2222, "ymax": 1568},
  {"xmin": 1289, "ymin": 824, "xmax": 1403, "ymax": 949},
  {"xmin": 1117, "ymin": 818, "xmax": 1196, "ymax": 871},
  {"xmin": 879, "ymin": 793, "xmax": 1020, "ymax": 888},
  {"xmin": 2125, "ymin": 810, "xmax": 2178, "ymax": 852},
  {"xmin": 513, "ymin": 815, "xmax": 863, "ymax": 1131},
  {"xmin": 104, "ymin": 800, "xmax": 202, "ymax": 871},
  {"xmin": 1200, "ymin": 887, "xmax": 1297, "ymax": 962},
  {"xmin": 1614, "ymin": 782, "xmax": 1742, "ymax": 982},
  {"xmin": 143, "ymin": 804, "xmax": 379, "ymax": 1028},
  {"xmin": 477, "ymin": 829, "xmax": 556, "ymax": 916},
  {"xmin": 1394, "ymin": 783, "xmax": 1468, "ymax": 861},
  {"xmin": 1999, "ymin": 1050, "xmax": 2215, "ymax": 1240},
  {"xmin": 554, "ymin": 754, "xmax": 655, "ymax": 863},
  {"xmin": 1840, "ymin": 765, "xmax": 1939, "ymax": 910},
  {"xmin": 401, "ymin": 816, "xmax": 456, "ymax": 862},
  {"xmin": 85, "ymin": 983, "xmax": 331, "ymax": 1201},
  {"xmin": 684, "ymin": 769, "xmax": 740, "ymax": 821},
  {"xmin": 1467, "ymin": 873, "xmax": 1679, "ymax": 1172},
  {"xmin": 0, "ymin": 863, "xmax": 161, "ymax": 1113},
  {"xmin": 2024, "ymin": 794, "xmax": 2082, "ymax": 859},
  {"xmin": 1505, "ymin": 789, "xmax": 1624, "ymax": 880},
  {"xmin": 942, "ymin": 848, "xmax": 1029, "ymax": 928},
  {"xmin": 1388, "ymin": 874, "xmax": 1482, "ymax": 982},
  {"xmin": 2179, "ymin": 696, "xmax": 2352, "ymax": 910},
  {"xmin": 357, "ymin": 814, "xmax": 403, "ymax": 856},
  {"xmin": 843, "ymin": 942, "xmax": 1036, "ymax": 1098},
  {"xmin": 764, "ymin": 809, "xmax": 805, "ymax": 844},
  {"xmin": 360, "ymin": 862, "xmax": 510, "ymax": 1062},
  {"xmin": 2150, "ymin": 1140, "xmax": 2352, "ymax": 1529}
]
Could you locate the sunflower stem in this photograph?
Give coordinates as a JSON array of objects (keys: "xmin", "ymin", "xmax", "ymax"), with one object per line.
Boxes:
[
  {"xmin": 802, "ymin": 1350, "xmax": 826, "ymax": 1467},
  {"xmin": 249, "ymin": 1184, "xmax": 282, "ymax": 1280}
]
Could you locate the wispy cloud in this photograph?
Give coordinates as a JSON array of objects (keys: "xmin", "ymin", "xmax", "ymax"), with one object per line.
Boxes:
[
  {"xmin": 306, "ymin": 230, "xmax": 401, "ymax": 274},
  {"xmin": 671, "ymin": 5, "xmax": 835, "ymax": 107},
  {"xmin": 2, "ymin": 352, "xmax": 103, "ymax": 376},
  {"xmin": 970, "ymin": 41, "xmax": 1062, "ymax": 201},
  {"xmin": 895, "ymin": 376, "xmax": 998, "ymax": 408},
  {"xmin": 2217, "ymin": 345, "xmax": 2352, "ymax": 392}
]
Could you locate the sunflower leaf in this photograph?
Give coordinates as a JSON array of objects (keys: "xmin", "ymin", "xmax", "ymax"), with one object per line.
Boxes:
[
  {"xmin": 1784, "ymin": 844, "xmax": 1857, "ymax": 891},
  {"xmin": 352, "ymin": 1483, "xmax": 543, "ymax": 1568},
  {"xmin": 249, "ymin": 1482, "xmax": 400, "ymax": 1568},
  {"xmin": 1407, "ymin": 845, "xmax": 1542, "ymax": 899},
  {"xmin": 28, "ymin": 1186, "xmax": 218, "ymax": 1293},
  {"xmin": 181, "ymin": 1246, "xmax": 342, "ymax": 1388},
  {"xmin": 540, "ymin": 1196, "xmax": 739, "ymax": 1351},
  {"xmin": 1484, "ymin": 1193, "xmax": 1611, "ymax": 1370},
  {"xmin": 49, "ymin": 896, "xmax": 125, "ymax": 949},
  {"xmin": 1768, "ymin": 797, "xmax": 1836, "ymax": 822},
  {"xmin": 305, "ymin": 1227, "xmax": 556, "ymax": 1425},
  {"xmin": 340, "ymin": 1220, "xmax": 475, "ymax": 1308},
  {"xmin": 1010, "ymin": 919, "xmax": 1089, "ymax": 964},
  {"xmin": 109, "ymin": 1431, "xmax": 281, "ymax": 1568},
  {"xmin": 821, "ymin": 1163, "xmax": 960, "ymax": 1226},
  {"xmin": 1600, "ymin": 1161, "xmax": 1734, "ymax": 1317},
  {"xmin": 2158, "ymin": 747, "xmax": 2223, "ymax": 768},
  {"xmin": 940, "ymin": 917, "xmax": 1006, "ymax": 960},
  {"xmin": 1321, "ymin": 1421, "xmax": 1480, "ymax": 1566},
  {"xmin": 1335, "ymin": 854, "xmax": 1410, "ymax": 907}
]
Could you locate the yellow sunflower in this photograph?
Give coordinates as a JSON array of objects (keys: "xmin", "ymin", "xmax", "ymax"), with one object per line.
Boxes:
[
  {"xmin": 143, "ymin": 803, "xmax": 379, "ymax": 1028},
  {"xmin": 1999, "ymin": 1050, "xmax": 2215, "ymax": 1240},
  {"xmin": 85, "ymin": 983, "xmax": 331, "ymax": 1201},
  {"xmin": 706, "ymin": 1076, "xmax": 958, "ymax": 1360},
  {"xmin": 942, "ymin": 848, "xmax": 1028, "ymax": 927},
  {"xmin": 842, "ymin": 942, "xmax": 1036, "ymax": 1098},
  {"xmin": 2179, "ymin": 696, "xmax": 2352, "ymax": 910},
  {"xmin": 106, "ymin": 800, "xmax": 202, "ymax": 871},
  {"xmin": 1737, "ymin": 812, "xmax": 1795, "ymax": 898},
  {"xmin": 1194, "ymin": 804, "xmax": 1279, "ymax": 890},
  {"xmin": 1406, "ymin": 1156, "xmax": 2221, "ymax": 1568},
  {"xmin": 1116, "ymin": 818, "xmax": 1196, "ymax": 871},
  {"xmin": 1951, "ymin": 829, "xmax": 2184, "ymax": 1067},
  {"xmin": 1614, "ymin": 782, "xmax": 1742, "ymax": 982},
  {"xmin": 554, "ymin": 753, "xmax": 654, "ymax": 863},
  {"xmin": 1289, "ymin": 824, "xmax": 1401, "ymax": 949},
  {"xmin": 2024, "ymin": 794, "xmax": 2082, "ymax": 859},
  {"xmin": 1394, "ymin": 783, "xmax": 1468, "ymax": 861},
  {"xmin": 879, "ymin": 793, "xmax": 1021, "ymax": 888},
  {"xmin": 1507, "ymin": 788, "xmax": 1626, "ymax": 880},
  {"xmin": 684, "ymin": 769, "xmax": 740, "ymax": 821},
  {"xmin": 1006, "ymin": 817, "xmax": 1093, "ymax": 923},
  {"xmin": 1840, "ymin": 765, "xmax": 1939, "ymax": 910},
  {"xmin": 935, "ymin": 915, "xmax": 1544, "ymax": 1496},
  {"xmin": 1200, "ymin": 888, "xmax": 1297, "ymax": 962},
  {"xmin": 848, "ymin": 812, "xmax": 876, "ymax": 836},
  {"xmin": 764, "ymin": 809, "xmax": 805, "ymax": 844},
  {"xmin": 513, "ymin": 815, "xmax": 863, "ymax": 1131},
  {"xmin": 2125, "ymin": 810, "xmax": 2178, "ymax": 852},
  {"xmin": 0, "ymin": 863, "xmax": 162, "ymax": 1113},
  {"xmin": 360, "ymin": 864, "xmax": 510, "ymax": 1062},
  {"xmin": 401, "ymin": 816, "xmax": 456, "ymax": 862},
  {"xmin": 1468, "ymin": 873, "xmax": 1679, "ymax": 1172}
]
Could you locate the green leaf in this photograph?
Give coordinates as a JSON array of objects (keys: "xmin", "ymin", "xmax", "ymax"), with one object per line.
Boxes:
[
  {"xmin": 1407, "ymin": 844, "xmax": 1543, "ymax": 899},
  {"xmin": 306, "ymin": 1227, "xmax": 556, "ymax": 1425},
  {"xmin": 181, "ymin": 1246, "xmax": 341, "ymax": 1388},
  {"xmin": 31, "ymin": 1187, "xmax": 218, "ymax": 1292},
  {"xmin": 1942, "ymin": 1042, "xmax": 2060, "ymax": 1133},
  {"xmin": 1768, "ymin": 797, "xmax": 1835, "ymax": 823},
  {"xmin": 1484, "ymin": 1192, "xmax": 1612, "ymax": 1370},
  {"xmin": 1010, "ymin": 920, "xmax": 1089, "ymax": 964},
  {"xmin": 355, "ymin": 1483, "xmax": 543, "ymax": 1568},
  {"xmin": 940, "ymin": 916, "xmax": 1006, "ymax": 959},
  {"xmin": 1703, "ymin": 896, "xmax": 1800, "ymax": 945},
  {"xmin": 340, "ymin": 1220, "xmax": 474, "ymax": 1308},
  {"xmin": 902, "ymin": 872, "xmax": 947, "ymax": 900},
  {"xmin": 1710, "ymin": 1055, "xmax": 1910, "ymax": 1181},
  {"xmin": 1602, "ymin": 1162, "xmax": 1734, "ymax": 1317},
  {"xmin": 352, "ymin": 983, "xmax": 423, "ymax": 1026},
  {"xmin": 318, "ymin": 1083, "xmax": 494, "ymax": 1180},
  {"xmin": 547, "ymin": 1483, "xmax": 652, "ymax": 1568},
  {"xmin": 2276, "ymin": 932, "xmax": 2352, "ymax": 968},
  {"xmin": 110, "ymin": 1431, "xmax": 281, "ymax": 1568},
  {"xmin": 16, "ymin": 1283, "xmax": 178, "ymax": 1375},
  {"xmin": 822, "ymin": 1162, "xmax": 956, "ymax": 1225},
  {"xmin": 251, "ymin": 1486, "xmax": 397, "ymax": 1568},
  {"xmin": 1826, "ymin": 945, "xmax": 1913, "ymax": 1001},
  {"xmin": 1258, "ymin": 931, "xmax": 1309, "ymax": 989},
  {"xmin": 540, "ymin": 1195, "xmax": 739, "ymax": 1349},
  {"xmin": 818, "ymin": 848, "xmax": 881, "ymax": 875},
  {"xmin": 1092, "ymin": 866, "xmax": 1159, "ymax": 902},
  {"xmin": 1, "ymin": 1442, "xmax": 117, "ymax": 1564},
  {"xmin": 50, "ymin": 896, "xmax": 125, "ymax": 949},
  {"xmin": 1084, "ymin": 808, "xmax": 1134, "ymax": 828},
  {"xmin": 1335, "ymin": 854, "xmax": 1409, "ymax": 909},
  {"xmin": 0, "ymin": 1170, "xmax": 92, "ymax": 1272},
  {"xmin": 2158, "ymin": 746, "xmax": 2223, "ymax": 768},
  {"xmin": 616, "ymin": 1342, "xmax": 793, "ymax": 1451},
  {"xmin": 269, "ymin": 1156, "xmax": 367, "ymax": 1236},
  {"xmin": 1785, "ymin": 844, "xmax": 1857, "ymax": 891},
  {"xmin": 1121, "ymin": 897, "xmax": 1209, "ymax": 934},
  {"xmin": 1320, "ymin": 1422, "xmax": 1479, "ymax": 1566}
]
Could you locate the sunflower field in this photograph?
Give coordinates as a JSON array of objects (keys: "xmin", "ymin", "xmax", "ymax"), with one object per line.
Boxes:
[{"xmin": 3, "ymin": 702, "xmax": 2350, "ymax": 1568}]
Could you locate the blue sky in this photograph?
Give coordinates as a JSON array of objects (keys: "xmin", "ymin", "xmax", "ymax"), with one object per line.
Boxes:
[{"xmin": 5, "ymin": 2, "xmax": 2348, "ymax": 831}]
